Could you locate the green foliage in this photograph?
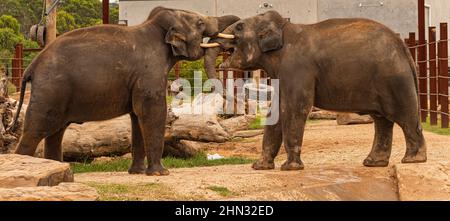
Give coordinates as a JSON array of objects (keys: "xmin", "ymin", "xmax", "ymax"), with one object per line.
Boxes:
[
  {"xmin": 248, "ymin": 115, "xmax": 265, "ymax": 130},
  {"xmin": 56, "ymin": 10, "xmax": 77, "ymax": 35},
  {"xmin": 71, "ymin": 153, "xmax": 254, "ymax": 173},
  {"xmin": 0, "ymin": 15, "xmax": 21, "ymax": 34}
]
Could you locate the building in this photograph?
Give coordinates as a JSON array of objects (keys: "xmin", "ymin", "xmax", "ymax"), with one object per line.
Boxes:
[{"xmin": 119, "ymin": 0, "xmax": 450, "ymax": 39}]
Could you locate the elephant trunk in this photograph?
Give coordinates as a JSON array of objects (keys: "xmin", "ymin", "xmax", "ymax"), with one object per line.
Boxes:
[
  {"xmin": 202, "ymin": 20, "xmax": 238, "ymax": 79},
  {"xmin": 204, "ymin": 46, "xmax": 222, "ymax": 79}
]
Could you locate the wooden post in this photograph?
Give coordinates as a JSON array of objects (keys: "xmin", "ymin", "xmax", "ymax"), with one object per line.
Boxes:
[
  {"xmin": 418, "ymin": 0, "xmax": 427, "ymax": 122},
  {"xmin": 429, "ymin": 27, "xmax": 438, "ymax": 125},
  {"xmin": 45, "ymin": 0, "xmax": 57, "ymax": 44},
  {"xmin": 103, "ymin": 0, "xmax": 110, "ymax": 24},
  {"xmin": 438, "ymin": 23, "xmax": 449, "ymax": 128},
  {"xmin": 12, "ymin": 44, "xmax": 23, "ymax": 92}
]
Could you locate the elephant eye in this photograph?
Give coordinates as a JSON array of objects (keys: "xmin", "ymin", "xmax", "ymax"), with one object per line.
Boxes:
[{"xmin": 235, "ymin": 23, "xmax": 244, "ymax": 31}]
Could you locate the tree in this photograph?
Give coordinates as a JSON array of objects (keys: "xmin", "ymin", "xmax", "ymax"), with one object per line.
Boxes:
[
  {"xmin": 0, "ymin": 15, "xmax": 21, "ymax": 34},
  {"xmin": 57, "ymin": 10, "xmax": 77, "ymax": 35}
]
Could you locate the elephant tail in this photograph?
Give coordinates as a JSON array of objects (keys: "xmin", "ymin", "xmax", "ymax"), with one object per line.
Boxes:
[
  {"xmin": 8, "ymin": 70, "xmax": 32, "ymax": 133},
  {"xmin": 401, "ymin": 40, "xmax": 419, "ymax": 101}
]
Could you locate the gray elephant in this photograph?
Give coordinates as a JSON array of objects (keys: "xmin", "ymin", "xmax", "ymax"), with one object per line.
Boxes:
[
  {"xmin": 204, "ymin": 11, "xmax": 426, "ymax": 170},
  {"xmin": 10, "ymin": 7, "xmax": 239, "ymax": 176}
]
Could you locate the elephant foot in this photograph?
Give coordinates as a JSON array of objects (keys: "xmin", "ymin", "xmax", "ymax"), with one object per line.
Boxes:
[
  {"xmin": 146, "ymin": 165, "xmax": 170, "ymax": 176},
  {"xmin": 363, "ymin": 156, "xmax": 389, "ymax": 167},
  {"xmin": 252, "ymin": 159, "xmax": 275, "ymax": 170},
  {"xmin": 401, "ymin": 152, "xmax": 427, "ymax": 164},
  {"xmin": 280, "ymin": 160, "xmax": 304, "ymax": 171},
  {"xmin": 128, "ymin": 164, "xmax": 146, "ymax": 174}
]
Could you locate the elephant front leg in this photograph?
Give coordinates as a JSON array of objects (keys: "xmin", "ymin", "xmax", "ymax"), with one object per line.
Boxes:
[
  {"xmin": 134, "ymin": 94, "xmax": 169, "ymax": 176},
  {"xmin": 252, "ymin": 121, "xmax": 282, "ymax": 170},
  {"xmin": 128, "ymin": 113, "xmax": 146, "ymax": 174},
  {"xmin": 280, "ymin": 94, "xmax": 313, "ymax": 171}
]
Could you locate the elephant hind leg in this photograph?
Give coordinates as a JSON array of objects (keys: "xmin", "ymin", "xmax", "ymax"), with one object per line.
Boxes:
[
  {"xmin": 44, "ymin": 126, "xmax": 68, "ymax": 161},
  {"xmin": 363, "ymin": 115, "xmax": 394, "ymax": 167},
  {"xmin": 15, "ymin": 131, "xmax": 46, "ymax": 157},
  {"xmin": 15, "ymin": 105, "xmax": 67, "ymax": 158},
  {"xmin": 397, "ymin": 116, "xmax": 427, "ymax": 164}
]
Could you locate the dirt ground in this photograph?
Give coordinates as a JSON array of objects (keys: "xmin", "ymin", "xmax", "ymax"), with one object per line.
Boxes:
[{"xmin": 75, "ymin": 120, "xmax": 450, "ymax": 200}]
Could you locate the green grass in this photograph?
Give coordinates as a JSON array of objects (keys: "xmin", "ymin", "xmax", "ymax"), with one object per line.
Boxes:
[
  {"xmin": 422, "ymin": 118, "xmax": 450, "ymax": 136},
  {"xmin": 248, "ymin": 115, "xmax": 265, "ymax": 129},
  {"xmin": 87, "ymin": 182, "xmax": 185, "ymax": 201},
  {"xmin": 71, "ymin": 153, "xmax": 254, "ymax": 173},
  {"xmin": 207, "ymin": 185, "xmax": 233, "ymax": 197},
  {"xmin": 248, "ymin": 115, "xmax": 324, "ymax": 130}
]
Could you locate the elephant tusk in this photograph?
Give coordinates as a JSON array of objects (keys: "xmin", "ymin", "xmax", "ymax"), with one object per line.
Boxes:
[
  {"xmin": 200, "ymin": 43, "xmax": 221, "ymax": 48},
  {"xmin": 217, "ymin": 33, "xmax": 235, "ymax": 39}
]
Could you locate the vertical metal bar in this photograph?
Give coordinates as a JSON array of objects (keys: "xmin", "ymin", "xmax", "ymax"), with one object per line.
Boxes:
[
  {"xmin": 103, "ymin": 0, "xmax": 110, "ymax": 24},
  {"xmin": 429, "ymin": 27, "xmax": 438, "ymax": 125},
  {"xmin": 438, "ymin": 23, "xmax": 449, "ymax": 128},
  {"xmin": 408, "ymin": 32, "xmax": 416, "ymax": 61},
  {"xmin": 18, "ymin": 43, "xmax": 23, "ymax": 91},
  {"xmin": 418, "ymin": 0, "xmax": 427, "ymax": 122},
  {"xmin": 174, "ymin": 62, "xmax": 180, "ymax": 79},
  {"xmin": 12, "ymin": 44, "xmax": 23, "ymax": 92}
]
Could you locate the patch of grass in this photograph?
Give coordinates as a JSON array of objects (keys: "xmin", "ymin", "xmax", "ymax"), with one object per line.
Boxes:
[
  {"xmin": 248, "ymin": 115, "xmax": 265, "ymax": 130},
  {"xmin": 207, "ymin": 185, "xmax": 233, "ymax": 197},
  {"xmin": 71, "ymin": 153, "xmax": 254, "ymax": 173},
  {"xmin": 86, "ymin": 182, "xmax": 189, "ymax": 201},
  {"xmin": 422, "ymin": 118, "xmax": 450, "ymax": 136}
]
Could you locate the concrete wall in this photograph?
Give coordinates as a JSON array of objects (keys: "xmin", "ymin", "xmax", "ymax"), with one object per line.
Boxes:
[
  {"xmin": 426, "ymin": 0, "xmax": 450, "ymax": 40},
  {"xmin": 317, "ymin": 0, "xmax": 417, "ymax": 38},
  {"xmin": 120, "ymin": 0, "xmax": 216, "ymax": 26},
  {"xmin": 120, "ymin": 0, "xmax": 448, "ymax": 59},
  {"xmin": 119, "ymin": 0, "xmax": 318, "ymax": 26}
]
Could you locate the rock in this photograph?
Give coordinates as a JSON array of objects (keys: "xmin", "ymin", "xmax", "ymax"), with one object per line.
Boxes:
[
  {"xmin": 169, "ymin": 114, "xmax": 230, "ymax": 143},
  {"xmin": 233, "ymin": 129, "xmax": 264, "ymax": 138},
  {"xmin": 0, "ymin": 154, "xmax": 73, "ymax": 188},
  {"xmin": 395, "ymin": 162, "xmax": 450, "ymax": 201},
  {"xmin": 336, "ymin": 113, "xmax": 373, "ymax": 125},
  {"xmin": 219, "ymin": 115, "xmax": 256, "ymax": 133},
  {"xmin": 308, "ymin": 110, "xmax": 337, "ymax": 120},
  {"xmin": 0, "ymin": 182, "xmax": 98, "ymax": 201}
]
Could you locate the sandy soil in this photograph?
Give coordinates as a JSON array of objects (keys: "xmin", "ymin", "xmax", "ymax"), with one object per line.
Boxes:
[{"xmin": 75, "ymin": 120, "xmax": 450, "ymax": 200}]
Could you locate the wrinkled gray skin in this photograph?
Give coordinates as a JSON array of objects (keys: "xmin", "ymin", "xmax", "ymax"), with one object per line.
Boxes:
[
  {"xmin": 207, "ymin": 11, "xmax": 427, "ymax": 170},
  {"xmin": 11, "ymin": 7, "xmax": 239, "ymax": 176}
]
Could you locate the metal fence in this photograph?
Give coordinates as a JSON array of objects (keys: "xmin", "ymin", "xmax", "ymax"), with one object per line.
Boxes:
[{"xmin": 405, "ymin": 23, "xmax": 449, "ymax": 128}]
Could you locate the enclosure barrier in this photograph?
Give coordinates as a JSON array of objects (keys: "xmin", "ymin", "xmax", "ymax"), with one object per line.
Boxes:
[{"xmin": 406, "ymin": 22, "xmax": 449, "ymax": 128}]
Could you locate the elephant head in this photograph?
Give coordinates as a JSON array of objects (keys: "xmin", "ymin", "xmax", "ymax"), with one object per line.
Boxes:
[
  {"xmin": 147, "ymin": 7, "xmax": 240, "ymax": 61},
  {"xmin": 202, "ymin": 11, "xmax": 287, "ymax": 77}
]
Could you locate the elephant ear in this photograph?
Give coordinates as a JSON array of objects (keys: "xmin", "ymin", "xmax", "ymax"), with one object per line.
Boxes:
[
  {"xmin": 165, "ymin": 27, "xmax": 188, "ymax": 57},
  {"xmin": 258, "ymin": 26, "xmax": 283, "ymax": 53}
]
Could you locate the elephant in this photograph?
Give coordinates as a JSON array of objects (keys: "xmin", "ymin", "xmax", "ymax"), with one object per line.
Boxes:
[
  {"xmin": 204, "ymin": 10, "xmax": 427, "ymax": 170},
  {"xmin": 10, "ymin": 6, "xmax": 239, "ymax": 176}
]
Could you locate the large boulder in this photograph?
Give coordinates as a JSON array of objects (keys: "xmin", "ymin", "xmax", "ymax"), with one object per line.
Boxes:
[
  {"xmin": 0, "ymin": 182, "xmax": 98, "ymax": 201},
  {"xmin": 0, "ymin": 154, "xmax": 73, "ymax": 188}
]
